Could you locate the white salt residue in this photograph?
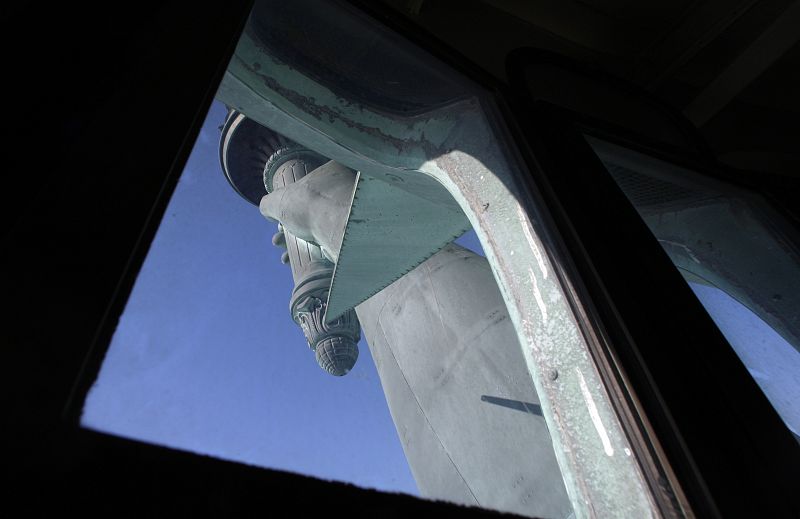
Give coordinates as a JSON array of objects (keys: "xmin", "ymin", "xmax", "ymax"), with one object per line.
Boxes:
[
  {"xmin": 517, "ymin": 205, "xmax": 548, "ymax": 279},
  {"xmin": 529, "ymin": 267, "xmax": 548, "ymax": 322},
  {"xmin": 576, "ymin": 367, "xmax": 615, "ymax": 457}
]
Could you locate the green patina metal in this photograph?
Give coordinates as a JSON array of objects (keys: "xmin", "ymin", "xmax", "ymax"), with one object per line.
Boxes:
[
  {"xmin": 222, "ymin": 30, "xmax": 467, "ymax": 207},
  {"xmin": 327, "ymin": 172, "xmax": 471, "ymax": 322}
]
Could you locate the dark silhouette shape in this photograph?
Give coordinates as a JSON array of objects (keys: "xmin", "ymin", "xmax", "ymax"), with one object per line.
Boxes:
[{"xmin": 480, "ymin": 395, "xmax": 543, "ymax": 416}]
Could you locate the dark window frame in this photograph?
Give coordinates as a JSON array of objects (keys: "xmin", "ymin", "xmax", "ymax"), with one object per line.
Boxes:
[{"xmin": 16, "ymin": 0, "xmax": 798, "ymax": 515}]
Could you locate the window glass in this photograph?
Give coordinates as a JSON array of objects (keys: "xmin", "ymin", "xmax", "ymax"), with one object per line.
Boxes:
[
  {"xmin": 689, "ymin": 282, "xmax": 800, "ymax": 440},
  {"xmin": 589, "ymin": 137, "xmax": 800, "ymax": 441},
  {"xmin": 82, "ymin": 101, "xmax": 419, "ymax": 494},
  {"xmin": 83, "ymin": 1, "xmax": 668, "ymax": 517},
  {"xmin": 83, "ymin": 99, "xmax": 576, "ymax": 519}
]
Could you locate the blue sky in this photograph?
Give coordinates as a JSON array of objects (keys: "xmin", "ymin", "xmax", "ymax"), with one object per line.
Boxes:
[{"xmin": 689, "ymin": 282, "xmax": 799, "ymax": 437}]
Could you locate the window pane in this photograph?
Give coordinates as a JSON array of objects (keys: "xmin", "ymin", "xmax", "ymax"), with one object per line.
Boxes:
[
  {"xmin": 83, "ymin": 100, "xmax": 578, "ymax": 518},
  {"xmin": 82, "ymin": 101, "xmax": 419, "ymax": 494},
  {"xmin": 589, "ymin": 137, "xmax": 800, "ymax": 440},
  {"xmin": 84, "ymin": 1, "xmax": 668, "ymax": 517}
]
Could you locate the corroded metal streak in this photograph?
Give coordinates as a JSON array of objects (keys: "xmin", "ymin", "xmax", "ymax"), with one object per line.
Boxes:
[{"xmin": 216, "ymin": 28, "xmax": 658, "ymax": 518}]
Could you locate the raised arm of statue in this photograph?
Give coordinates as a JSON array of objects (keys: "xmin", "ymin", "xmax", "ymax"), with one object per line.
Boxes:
[
  {"xmin": 259, "ymin": 160, "xmax": 356, "ymax": 263},
  {"xmin": 255, "ymin": 145, "xmax": 362, "ymax": 377}
]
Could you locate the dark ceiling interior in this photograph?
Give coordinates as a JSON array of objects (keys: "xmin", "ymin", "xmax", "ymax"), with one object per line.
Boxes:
[{"xmin": 378, "ymin": 0, "xmax": 800, "ymax": 180}]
